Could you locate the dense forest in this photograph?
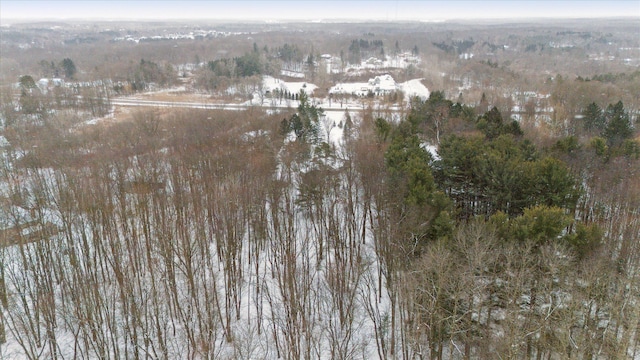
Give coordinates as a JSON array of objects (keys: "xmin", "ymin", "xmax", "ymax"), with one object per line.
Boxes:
[{"xmin": 0, "ymin": 17, "xmax": 639, "ymax": 359}]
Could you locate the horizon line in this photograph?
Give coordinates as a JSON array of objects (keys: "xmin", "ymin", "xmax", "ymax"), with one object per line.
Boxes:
[{"xmin": 3, "ymin": 15, "xmax": 638, "ymax": 23}]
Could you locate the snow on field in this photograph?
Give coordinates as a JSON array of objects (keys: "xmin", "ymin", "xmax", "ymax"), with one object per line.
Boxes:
[
  {"xmin": 262, "ymin": 75, "xmax": 317, "ymax": 96},
  {"xmin": 279, "ymin": 69, "xmax": 305, "ymax": 78},
  {"xmin": 322, "ymin": 108, "xmax": 349, "ymax": 147},
  {"xmin": 398, "ymin": 78, "xmax": 430, "ymax": 99},
  {"xmin": 329, "ymin": 81, "xmax": 371, "ymax": 96}
]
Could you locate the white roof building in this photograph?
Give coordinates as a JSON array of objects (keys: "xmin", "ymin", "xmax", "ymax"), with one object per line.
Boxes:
[{"xmin": 330, "ymin": 74, "xmax": 398, "ymax": 97}]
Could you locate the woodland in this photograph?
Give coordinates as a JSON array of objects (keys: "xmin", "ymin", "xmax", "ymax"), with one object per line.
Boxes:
[{"xmin": 0, "ymin": 18, "xmax": 639, "ymax": 359}]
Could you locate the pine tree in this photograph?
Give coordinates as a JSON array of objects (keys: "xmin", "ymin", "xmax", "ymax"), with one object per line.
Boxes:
[
  {"xmin": 61, "ymin": 58, "xmax": 76, "ymax": 79},
  {"xmin": 476, "ymin": 107, "xmax": 522, "ymax": 140},
  {"xmin": 582, "ymin": 102, "xmax": 604, "ymax": 132},
  {"xmin": 283, "ymin": 90, "xmax": 323, "ymax": 143},
  {"xmin": 603, "ymin": 101, "xmax": 633, "ymax": 146}
]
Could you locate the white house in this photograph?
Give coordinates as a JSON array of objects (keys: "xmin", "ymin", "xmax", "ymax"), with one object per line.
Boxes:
[{"xmin": 330, "ymin": 74, "xmax": 398, "ymax": 97}]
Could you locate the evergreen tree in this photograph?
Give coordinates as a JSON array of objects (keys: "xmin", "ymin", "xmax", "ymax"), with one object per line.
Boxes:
[
  {"xmin": 18, "ymin": 75, "xmax": 40, "ymax": 114},
  {"xmin": 582, "ymin": 102, "xmax": 604, "ymax": 132},
  {"xmin": 234, "ymin": 52, "xmax": 262, "ymax": 77},
  {"xmin": 282, "ymin": 90, "xmax": 323, "ymax": 143},
  {"xmin": 384, "ymin": 120, "xmax": 453, "ymax": 245},
  {"xmin": 477, "ymin": 92, "xmax": 489, "ymax": 115},
  {"xmin": 602, "ymin": 101, "xmax": 633, "ymax": 146},
  {"xmin": 408, "ymin": 91, "xmax": 453, "ymax": 143},
  {"xmin": 61, "ymin": 58, "xmax": 76, "ymax": 79},
  {"xmin": 374, "ymin": 117, "xmax": 391, "ymax": 143},
  {"xmin": 491, "ymin": 205, "xmax": 572, "ymax": 246},
  {"xmin": 342, "ymin": 110, "xmax": 353, "ymax": 140},
  {"xmin": 436, "ymin": 133, "xmax": 579, "ymax": 218},
  {"xmin": 476, "ymin": 107, "xmax": 522, "ymax": 140},
  {"xmin": 19, "ymin": 75, "xmax": 36, "ymax": 90}
]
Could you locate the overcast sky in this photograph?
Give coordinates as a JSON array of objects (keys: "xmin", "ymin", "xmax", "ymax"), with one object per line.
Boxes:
[{"xmin": 1, "ymin": 1, "xmax": 639, "ymax": 22}]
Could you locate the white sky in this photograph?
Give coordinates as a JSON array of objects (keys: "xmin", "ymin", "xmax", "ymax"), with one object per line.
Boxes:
[{"xmin": 1, "ymin": 1, "xmax": 639, "ymax": 22}]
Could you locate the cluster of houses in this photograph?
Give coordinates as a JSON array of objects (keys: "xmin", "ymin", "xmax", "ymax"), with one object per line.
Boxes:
[{"xmin": 113, "ymin": 30, "xmax": 236, "ymax": 44}]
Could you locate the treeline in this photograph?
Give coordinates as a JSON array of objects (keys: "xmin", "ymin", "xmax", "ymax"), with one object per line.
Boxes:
[
  {"xmin": 432, "ymin": 39, "xmax": 476, "ymax": 54},
  {"xmin": 195, "ymin": 42, "xmax": 322, "ymax": 94},
  {"xmin": 35, "ymin": 56, "xmax": 176, "ymax": 93},
  {"xmin": 37, "ymin": 58, "xmax": 77, "ymax": 80},
  {"xmin": 196, "ymin": 44, "xmax": 280, "ymax": 94},
  {"xmin": 347, "ymin": 38, "xmax": 385, "ymax": 64},
  {"xmin": 2, "ymin": 74, "xmax": 112, "ymax": 127},
  {"xmin": 366, "ymin": 91, "xmax": 639, "ymax": 358},
  {"xmin": 206, "ymin": 52, "xmax": 263, "ymax": 78},
  {"xmin": 276, "ymin": 43, "xmax": 305, "ymax": 64},
  {"xmin": 126, "ymin": 59, "xmax": 177, "ymax": 92},
  {"xmin": 579, "ymin": 69, "xmax": 640, "ymax": 84}
]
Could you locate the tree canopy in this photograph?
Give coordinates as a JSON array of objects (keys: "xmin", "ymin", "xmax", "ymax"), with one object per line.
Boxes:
[
  {"xmin": 61, "ymin": 58, "xmax": 76, "ymax": 79},
  {"xmin": 280, "ymin": 90, "xmax": 323, "ymax": 144},
  {"xmin": 602, "ymin": 100, "xmax": 634, "ymax": 146},
  {"xmin": 582, "ymin": 102, "xmax": 605, "ymax": 133},
  {"xmin": 435, "ymin": 133, "xmax": 579, "ymax": 218}
]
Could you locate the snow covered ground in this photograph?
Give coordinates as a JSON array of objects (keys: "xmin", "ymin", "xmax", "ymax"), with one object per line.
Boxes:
[
  {"xmin": 330, "ymin": 74, "xmax": 429, "ymax": 100},
  {"xmin": 262, "ymin": 75, "xmax": 317, "ymax": 97},
  {"xmin": 398, "ymin": 78, "xmax": 430, "ymax": 100},
  {"xmin": 0, "ymin": 106, "xmax": 398, "ymax": 359}
]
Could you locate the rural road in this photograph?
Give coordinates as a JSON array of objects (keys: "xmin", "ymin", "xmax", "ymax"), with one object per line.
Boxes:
[{"xmin": 110, "ymin": 98, "xmax": 404, "ymax": 114}]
